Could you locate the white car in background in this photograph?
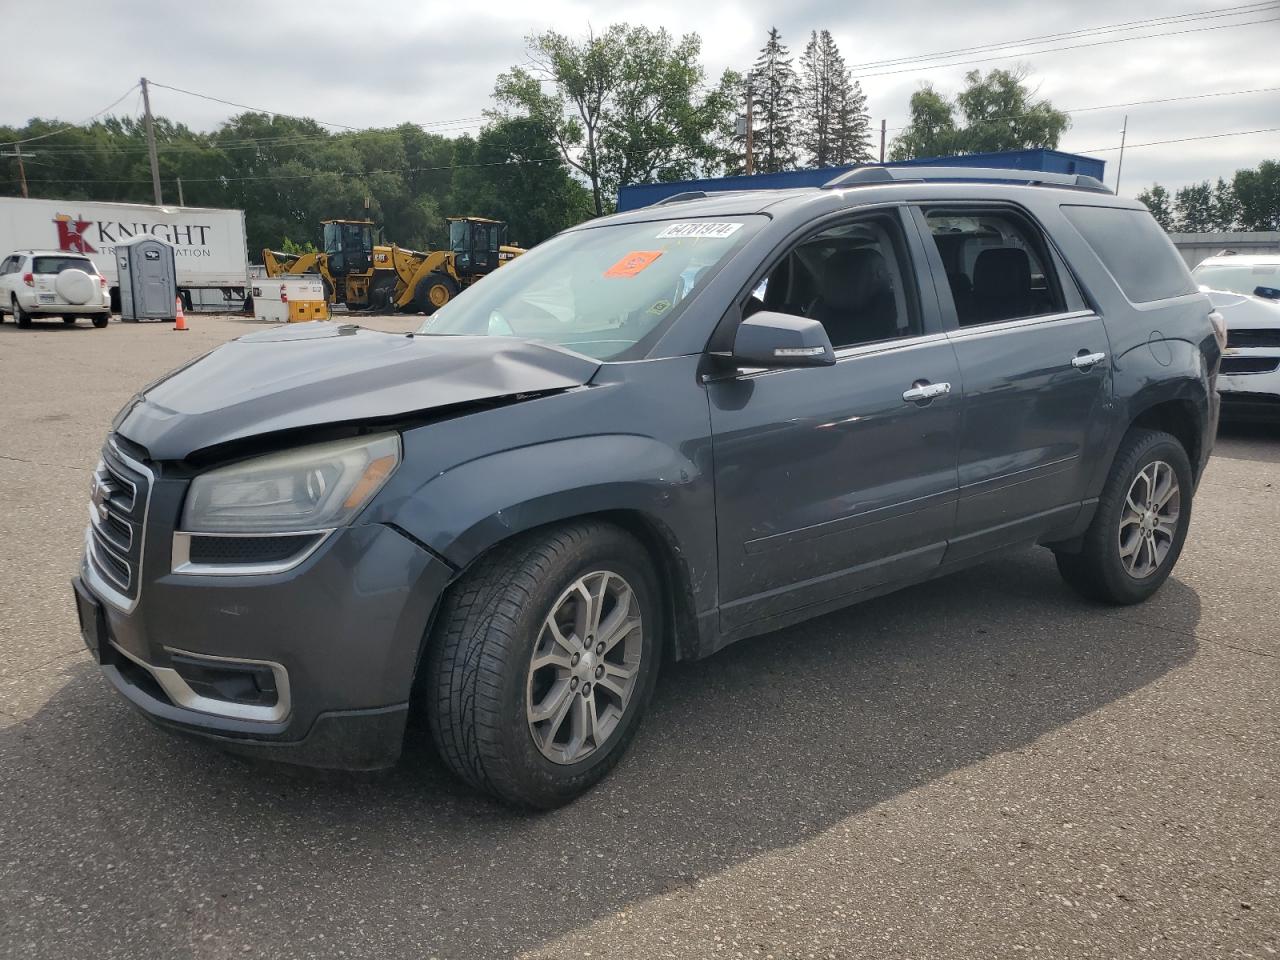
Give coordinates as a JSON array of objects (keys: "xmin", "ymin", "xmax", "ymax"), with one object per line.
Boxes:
[
  {"xmin": 1193, "ymin": 253, "xmax": 1280, "ymax": 421},
  {"xmin": 0, "ymin": 249, "xmax": 112, "ymax": 328}
]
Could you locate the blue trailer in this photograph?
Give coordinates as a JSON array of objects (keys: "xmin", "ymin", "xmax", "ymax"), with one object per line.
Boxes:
[{"xmin": 616, "ymin": 149, "xmax": 1107, "ymax": 211}]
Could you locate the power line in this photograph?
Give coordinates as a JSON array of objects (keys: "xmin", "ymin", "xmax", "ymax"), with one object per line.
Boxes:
[
  {"xmin": 852, "ymin": 14, "xmax": 1280, "ymax": 80},
  {"xmin": 1071, "ymin": 126, "xmax": 1280, "ymax": 153},
  {"xmin": 148, "ymin": 81, "xmax": 361, "ymax": 131},
  {"xmin": 148, "ymin": 81, "xmax": 488, "ymax": 135},
  {"xmin": 0, "ymin": 84, "xmax": 140, "ymax": 147},
  {"xmin": 885, "ymin": 84, "xmax": 1280, "ymax": 133},
  {"xmin": 846, "ymin": 1, "xmax": 1277, "ymax": 70}
]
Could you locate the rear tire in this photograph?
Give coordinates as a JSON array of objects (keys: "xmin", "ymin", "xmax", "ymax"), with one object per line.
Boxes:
[
  {"xmin": 92, "ymin": 315, "xmax": 109, "ymax": 329},
  {"xmin": 412, "ymin": 272, "xmax": 459, "ymax": 315},
  {"xmin": 368, "ymin": 274, "xmax": 398, "ymax": 312},
  {"xmin": 62, "ymin": 316, "xmax": 77, "ymax": 325},
  {"xmin": 1054, "ymin": 428, "xmax": 1193, "ymax": 604},
  {"xmin": 13, "ymin": 298, "xmax": 31, "ymax": 328},
  {"xmin": 426, "ymin": 521, "xmax": 662, "ymax": 808}
]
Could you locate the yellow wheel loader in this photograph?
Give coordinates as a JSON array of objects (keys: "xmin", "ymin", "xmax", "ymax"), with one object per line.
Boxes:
[{"xmin": 261, "ymin": 217, "xmax": 523, "ymax": 314}]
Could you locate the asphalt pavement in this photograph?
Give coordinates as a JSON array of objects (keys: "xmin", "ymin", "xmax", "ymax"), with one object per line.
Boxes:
[{"xmin": 1, "ymin": 314, "xmax": 1277, "ymax": 959}]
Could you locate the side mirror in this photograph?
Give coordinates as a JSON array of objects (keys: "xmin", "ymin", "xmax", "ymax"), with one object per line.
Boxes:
[
  {"xmin": 732, "ymin": 311, "xmax": 836, "ymax": 368},
  {"xmin": 1254, "ymin": 285, "xmax": 1280, "ymax": 301}
]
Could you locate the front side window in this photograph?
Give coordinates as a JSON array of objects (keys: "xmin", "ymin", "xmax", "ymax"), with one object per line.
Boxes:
[
  {"xmin": 421, "ymin": 216, "xmax": 762, "ymax": 361},
  {"xmin": 32, "ymin": 255, "xmax": 95, "ymax": 275},
  {"xmin": 925, "ymin": 209, "xmax": 1066, "ymax": 326},
  {"xmin": 746, "ymin": 213, "xmax": 921, "ymax": 349}
]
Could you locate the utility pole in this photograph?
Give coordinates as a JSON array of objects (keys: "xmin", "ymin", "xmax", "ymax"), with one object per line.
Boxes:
[
  {"xmin": 744, "ymin": 82, "xmax": 754, "ymax": 176},
  {"xmin": 879, "ymin": 119, "xmax": 887, "ymax": 164},
  {"xmin": 176, "ymin": 177, "xmax": 185, "ymax": 206},
  {"xmin": 1115, "ymin": 114, "xmax": 1128, "ymax": 195},
  {"xmin": 1, "ymin": 144, "xmax": 31, "ymax": 198},
  {"xmin": 140, "ymin": 77, "xmax": 163, "ymax": 205}
]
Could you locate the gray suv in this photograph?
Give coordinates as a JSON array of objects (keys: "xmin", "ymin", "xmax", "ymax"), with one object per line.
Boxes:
[{"xmin": 72, "ymin": 167, "xmax": 1222, "ymax": 808}]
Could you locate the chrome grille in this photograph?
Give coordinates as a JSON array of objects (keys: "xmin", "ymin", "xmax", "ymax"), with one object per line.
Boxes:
[
  {"xmin": 86, "ymin": 440, "xmax": 151, "ymax": 607},
  {"xmin": 1227, "ymin": 328, "xmax": 1280, "ymax": 349}
]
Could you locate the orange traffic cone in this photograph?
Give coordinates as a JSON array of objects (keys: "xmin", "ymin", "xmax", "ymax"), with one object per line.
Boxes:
[{"xmin": 173, "ymin": 296, "xmax": 188, "ymax": 332}]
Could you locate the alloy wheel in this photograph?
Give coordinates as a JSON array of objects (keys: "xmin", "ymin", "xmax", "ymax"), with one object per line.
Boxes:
[
  {"xmin": 1118, "ymin": 460, "xmax": 1181, "ymax": 579},
  {"xmin": 526, "ymin": 570, "xmax": 643, "ymax": 765}
]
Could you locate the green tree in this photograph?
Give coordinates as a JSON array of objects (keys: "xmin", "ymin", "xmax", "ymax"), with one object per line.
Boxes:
[
  {"xmin": 494, "ymin": 24, "xmax": 734, "ymax": 217},
  {"xmin": 831, "ymin": 73, "xmax": 872, "ymax": 165},
  {"xmin": 1136, "ymin": 184, "xmax": 1175, "ymax": 231},
  {"xmin": 1212, "ymin": 177, "xmax": 1240, "ymax": 232},
  {"xmin": 449, "ymin": 116, "xmax": 593, "ymax": 245},
  {"xmin": 0, "ymin": 103, "xmax": 594, "ymax": 256},
  {"xmin": 889, "ymin": 69, "xmax": 1069, "ymax": 160},
  {"xmin": 796, "ymin": 30, "xmax": 871, "ymax": 168},
  {"xmin": 954, "ymin": 68, "xmax": 1069, "ymax": 153},
  {"xmin": 1174, "ymin": 181, "xmax": 1216, "ymax": 233},
  {"xmin": 888, "ymin": 86, "xmax": 960, "ymax": 161},
  {"xmin": 796, "ymin": 31, "xmax": 840, "ymax": 168},
  {"xmin": 1233, "ymin": 159, "xmax": 1280, "ymax": 231},
  {"xmin": 750, "ymin": 28, "xmax": 799, "ymax": 173}
]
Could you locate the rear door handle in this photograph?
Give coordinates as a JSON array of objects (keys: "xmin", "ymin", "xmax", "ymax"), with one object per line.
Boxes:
[
  {"xmin": 902, "ymin": 381, "xmax": 951, "ymax": 402},
  {"xmin": 1071, "ymin": 351, "xmax": 1106, "ymax": 370}
]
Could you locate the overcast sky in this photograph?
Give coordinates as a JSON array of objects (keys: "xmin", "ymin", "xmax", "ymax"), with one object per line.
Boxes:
[{"xmin": 5, "ymin": 0, "xmax": 1279, "ymax": 197}]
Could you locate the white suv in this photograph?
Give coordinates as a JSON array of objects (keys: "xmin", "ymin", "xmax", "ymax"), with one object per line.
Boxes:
[
  {"xmin": 1193, "ymin": 253, "xmax": 1280, "ymax": 420},
  {"xmin": 0, "ymin": 250, "xmax": 112, "ymax": 328}
]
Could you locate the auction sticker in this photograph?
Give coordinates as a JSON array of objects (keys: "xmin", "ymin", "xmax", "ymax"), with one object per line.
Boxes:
[
  {"xmin": 656, "ymin": 222, "xmax": 743, "ymax": 240},
  {"xmin": 605, "ymin": 250, "xmax": 663, "ymax": 278}
]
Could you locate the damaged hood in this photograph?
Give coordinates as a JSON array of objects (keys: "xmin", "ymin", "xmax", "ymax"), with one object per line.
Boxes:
[{"xmin": 114, "ymin": 323, "xmax": 600, "ymax": 460}]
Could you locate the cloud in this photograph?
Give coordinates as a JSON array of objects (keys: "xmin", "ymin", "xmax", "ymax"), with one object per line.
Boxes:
[{"xmin": 6, "ymin": 0, "xmax": 1279, "ymax": 195}]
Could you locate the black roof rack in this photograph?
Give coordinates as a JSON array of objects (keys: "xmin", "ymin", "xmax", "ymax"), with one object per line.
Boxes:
[{"xmin": 822, "ymin": 165, "xmax": 1112, "ymax": 194}]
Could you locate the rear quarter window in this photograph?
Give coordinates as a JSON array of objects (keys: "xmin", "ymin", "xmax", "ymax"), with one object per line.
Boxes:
[{"xmin": 1060, "ymin": 205, "xmax": 1197, "ymax": 304}]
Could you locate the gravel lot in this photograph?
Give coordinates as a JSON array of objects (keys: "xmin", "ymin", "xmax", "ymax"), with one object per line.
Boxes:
[{"xmin": 1, "ymin": 313, "xmax": 1277, "ymax": 959}]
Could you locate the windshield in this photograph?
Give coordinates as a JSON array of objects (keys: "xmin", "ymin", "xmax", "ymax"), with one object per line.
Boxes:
[
  {"xmin": 419, "ymin": 216, "xmax": 763, "ymax": 361},
  {"xmin": 1193, "ymin": 261, "xmax": 1280, "ymax": 296}
]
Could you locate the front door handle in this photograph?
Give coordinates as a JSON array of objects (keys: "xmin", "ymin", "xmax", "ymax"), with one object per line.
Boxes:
[
  {"xmin": 1071, "ymin": 351, "xmax": 1107, "ymax": 370},
  {"xmin": 902, "ymin": 381, "xmax": 951, "ymax": 403}
]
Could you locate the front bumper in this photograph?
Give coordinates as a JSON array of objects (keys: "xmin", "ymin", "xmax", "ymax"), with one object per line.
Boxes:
[
  {"xmin": 76, "ymin": 519, "xmax": 454, "ymax": 769},
  {"xmin": 1219, "ymin": 359, "xmax": 1280, "ymax": 421}
]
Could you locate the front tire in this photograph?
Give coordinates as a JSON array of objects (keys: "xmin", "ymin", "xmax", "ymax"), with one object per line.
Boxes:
[
  {"xmin": 1055, "ymin": 428, "xmax": 1193, "ymax": 604},
  {"xmin": 412, "ymin": 272, "xmax": 459, "ymax": 315},
  {"xmin": 426, "ymin": 521, "xmax": 661, "ymax": 808},
  {"xmin": 62, "ymin": 316, "xmax": 77, "ymax": 325}
]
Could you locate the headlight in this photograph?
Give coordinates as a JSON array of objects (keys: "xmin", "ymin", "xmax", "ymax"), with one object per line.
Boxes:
[{"xmin": 182, "ymin": 433, "xmax": 400, "ymax": 533}]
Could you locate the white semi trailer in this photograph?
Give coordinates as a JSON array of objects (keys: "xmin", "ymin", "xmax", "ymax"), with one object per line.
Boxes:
[{"xmin": 0, "ymin": 196, "xmax": 250, "ymax": 312}]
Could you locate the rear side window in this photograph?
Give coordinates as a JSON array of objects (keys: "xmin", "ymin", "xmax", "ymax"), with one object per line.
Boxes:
[
  {"xmin": 1061, "ymin": 205, "xmax": 1196, "ymax": 303},
  {"xmin": 32, "ymin": 255, "xmax": 95, "ymax": 275},
  {"xmin": 923, "ymin": 208, "xmax": 1067, "ymax": 327}
]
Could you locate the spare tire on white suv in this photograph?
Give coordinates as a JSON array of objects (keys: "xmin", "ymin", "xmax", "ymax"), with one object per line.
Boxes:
[{"xmin": 55, "ymin": 268, "xmax": 96, "ymax": 305}]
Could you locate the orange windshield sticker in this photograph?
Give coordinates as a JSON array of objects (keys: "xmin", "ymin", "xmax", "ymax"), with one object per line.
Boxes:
[{"xmin": 604, "ymin": 250, "xmax": 663, "ymax": 278}]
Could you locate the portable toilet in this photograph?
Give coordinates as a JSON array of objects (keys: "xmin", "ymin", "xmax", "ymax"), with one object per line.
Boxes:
[{"xmin": 116, "ymin": 235, "xmax": 177, "ymax": 321}]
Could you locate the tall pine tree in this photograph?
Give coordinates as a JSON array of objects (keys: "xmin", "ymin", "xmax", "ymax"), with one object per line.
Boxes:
[
  {"xmin": 831, "ymin": 70, "xmax": 871, "ymax": 165},
  {"xmin": 796, "ymin": 30, "xmax": 871, "ymax": 168},
  {"xmin": 750, "ymin": 28, "xmax": 798, "ymax": 173},
  {"xmin": 797, "ymin": 31, "xmax": 838, "ymax": 168}
]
